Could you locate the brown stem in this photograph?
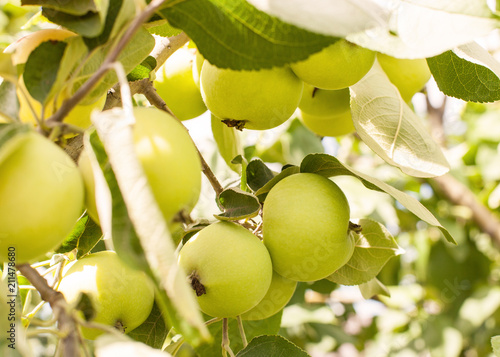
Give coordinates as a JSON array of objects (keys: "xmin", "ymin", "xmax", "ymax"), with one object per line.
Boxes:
[
  {"xmin": 431, "ymin": 174, "xmax": 500, "ymax": 247},
  {"xmin": 17, "ymin": 264, "xmax": 80, "ymax": 357},
  {"xmin": 141, "ymin": 80, "xmax": 224, "ymax": 196},
  {"xmin": 45, "ymin": 0, "xmax": 169, "ymax": 126}
]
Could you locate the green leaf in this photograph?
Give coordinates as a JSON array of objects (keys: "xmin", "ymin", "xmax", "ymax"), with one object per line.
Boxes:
[
  {"xmin": 327, "ymin": 219, "xmax": 402, "ymax": 285},
  {"xmin": 72, "ymin": 26, "xmax": 155, "ymax": 103},
  {"xmin": 159, "ymin": 0, "xmax": 336, "ymax": 70},
  {"xmin": 21, "ymin": 0, "xmax": 99, "ymax": 15},
  {"xmin": 246, "ymin": 160, "xmax": 276, "ymax": 192},
  {"xmin": 492, "ymin": 336, "xmax": 500, "ymax": 357},
  {"xmin": 246, "ymin": 0, "xmax": 389, "ymax": 38},
  {"xmin": 195, "ymin": 314, "xmax": 282, "ymax": 357},
  {"xmin": 23, "ymin": 41, "xmax": 67, "ymax": 104},
  {"xmin": 254, "ymin": 165, "xmax": 300, "ymax": 202},
  {"xmin": 347, "ymin": 1, "xmax": 499, "ymax": 58},
  {"xmin": 90, "ymin": 108, "xmax": 209, "ymax": 345},
  {"xmin": 215, "ymin": 187, "xmax": 261, "ymax": 221},
  {"xmin": 236, "ymin": 335, "xmax": 309, "ymax": 357},
  {"xmin": 127, "ymin": 56, "xmax": 157, "ymax": 82},
  {"xmin": 427, "ymin": 43, "xmax": 500, "ymax": 103},
  {"xmin": 39, "ymin": 0, "xmax": 109, "ymax": 38},
  {"xmin": 211, "ymin": 115, "xmax": 244, "ymax": 174},
  {"xmin": 300, "ymin": 153, "xmax": 455, "ymax": 244},
  {"xmin": 83, "ymin": 0, "xmax": 135, "ymax": 50},
  {"xmin": 350, "ymin": 61, "xmax": 449, "ymax": 178},
  {"xmin": 358, "ymin": 277, "xmax": 390, "ymax": 299},
  {"xmin": 128, "ymin": 301, "xmax": 168, "ymax": 349},
  {"xmin": 0, "ymin": 81, "xmax": 19, "ymax": 122},
  {"xmin": 0, "ymin": 52, "xmax": 16, "ymax": 83},
  {"xmin": 146, "ymin": 19, "xmax": 183, "ymax": 37},
  {"xmin": 56, "ymin": 215, "xmax": 103, "ymax": 258}
]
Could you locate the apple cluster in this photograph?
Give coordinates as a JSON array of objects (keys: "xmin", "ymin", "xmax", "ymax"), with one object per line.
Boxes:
[
  {"xmin": 178, "ymin": 172, "xmax": 355, "ymax": 321},
  {"xmin": 153, "ymin": 39, "xmax": 430, "ymax": 138}
]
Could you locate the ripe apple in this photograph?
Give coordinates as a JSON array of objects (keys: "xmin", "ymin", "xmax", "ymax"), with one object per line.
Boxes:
[
  {"xmin": 178, "ymin": 221, "xmax": 273, "ymax": 318},
  {"xmin": 377, "ymin": 53, "xmax": 431, "ymax": 102},
  {"xmin": 300, "ymin": 110, "xmax": 355, "ymax": 137},
  {"xmin": 290, "ymin": 39, "xmax": 375, "ymax": 90},
  {"xmin": 154, "ymin": 48, "xmax": 207, "ymax": 121},
  {"xmin": 0, "ymin": 131, "xmax": 84, "ymax": 263},
  {"xmin": 263, "ymin": 173, "xmax": 354, "ymax": 282},
  {"xmin": 200, "ymin": 61, "xmax": 303, "ymax": 130},
  {"xmin": 240, "ymin": 271, "xmax": 297, "ymax": 320},
  {"xmin": 80, "ymin": 107, "xmax": 201, "ymax": 224},
  {"xmin": 58, "ymin": 250, "xmax": 155, "ymax": 340}
]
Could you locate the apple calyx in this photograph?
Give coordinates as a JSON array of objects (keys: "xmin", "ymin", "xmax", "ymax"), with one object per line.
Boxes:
[
  {"xmin": 348, "ymin": 221, "xmax": 362, "ymax": 234},
  {"xmin": 188, "ymin": 271, "xmax": 206, "ymax": 296},
  {"xmin": 221, "ymin": 119, "xmax": 247, "ymax": 131},
  {"xmin": 114, "ymin": 320, "xmax": 126, "ymax": 334}
]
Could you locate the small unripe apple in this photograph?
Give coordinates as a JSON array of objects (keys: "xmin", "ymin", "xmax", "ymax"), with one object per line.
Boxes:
[
  {"xmin": 77, "ymin": 149, "xmax": 99, "ymax": 224},
  {"xmin": 291, "ymin": 39, "xmax": 375, "ymax": 90},
  {"xmin": 263, "ymin": 173, "xmax": 354, "ymax": 282},
  {"xmin": 58, "ymin": 251, "xmax": 155, "ymax": 340},
  {"xmin": 0, "ymin": 131, "xmax": 84, "ymax": 263},
  {"xmin": 154, "ymin": 47, "xmax": 207, "ymax": 120},
  {"xmin": 240, "ymin": 271, "xmax": 296, "ymax": 320},
  {"xmin": 178, "ymin": 221, "xmax": 273, "ymax": 318},
  {"xmin": 377, "ymin": 53, "xmax": 431, "ymax": 102},
  {"xmin": 192, "ymin": 50, "xmax": 204, "ymax": 89},
  {"xmin": 200, "ymin": 61, "xmax": 303, "ymax": 130},
  {"xmin": 300, "ymin": 110, "xmax": 355, "ymax": 137},
  {"xmin": 79, "ymin": 107, "xmax": 201, "ymax": 224}
]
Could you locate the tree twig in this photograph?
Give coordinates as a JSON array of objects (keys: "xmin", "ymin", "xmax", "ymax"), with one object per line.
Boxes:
[
  {"xmin": 17, "ymin": 264, "xmax": 80, "ymax": 357},
  {"xmin": 45, "ymin": 0, "xmax": 169, "ymax": 126}
]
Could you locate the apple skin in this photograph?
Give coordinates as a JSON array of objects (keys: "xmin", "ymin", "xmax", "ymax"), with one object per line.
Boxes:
[
  {"xmin": 377, "ymin": 53, "xmax": 431, "ymax": 102},
  {"xmin": 200, "ymin": 61, "xmax": 303, "ymax": 130},
  {"xmin": 58, "ymin": 251, "xmax": 155, "ymax": 340},
  {"xmin": 192, "ymin": 50, "xmax": 204, "ymax": 89},
  {"xmin": 154, "ymin": 48, "xmax": 207, "ymax": 121},
  {"xmin": 178, "ymin": 221, "xmax": 273, "ymax": 318},
  {"xmin": 263, "ymin": 173, "xmax": 354, "ymax": 282},
  {"xmin": 0, "ymin": 132, "xmax": 84, "ymax": 263},
  {"xmin": 291, "ymin": 39, "xmax": 375, "ymax": 90},
  {"xmin": 300, "ymin": 110, "xmax": 355, "ymax": 137},
  {"xmin": 240, "ymin": 271, "xmax": 296, "ymax": 320},
  {"xmin": 79, "ymin": 107, "xmax": 201, "ymax": 224}
]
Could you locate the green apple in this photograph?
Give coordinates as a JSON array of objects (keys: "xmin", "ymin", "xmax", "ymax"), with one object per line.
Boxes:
[
  {"xmin": 192, "ymin": 50, "xmax": 204, "ymax": 89},
  {"xmin": 77, "ymin": 149, "xmax": 99, "ymax": 224},
  {"xmin": 154, "ymin": 48, "xmax": 207, "ymax": 121},
  {"xmin": 0, "ymin": 131, "xmax": 84, "ymax": 263},
  {"xmin": 291, "ymin": 39, "xmax": 375, "ymax": 90},
  {"xmin": 377, "ymin": 53, "xmax": 431, "ymax": 102},
  {"xmin": 178, "ymin": 221, "xmax": 273, "ymax": 318},
  {"xmin": 263, "ymin": 173, "xmax": 354, "ymax": 282},
  {"xmin": 240, "ymin": 271, "xmax": 296, "ymax": 320},
  {"xmin": 200, "ymin": 61, "xmax": 303, "ymax": 130},
  {"xmin": 299, "ymin": 83, "xmax": 351, "ymax": 117},
  {"xmin": 300, "ymin": 110, "xmax": 355, "ymax": 137},
  {"xmin": 58, "ymin": 251, "xmax": 155, "ymax": 340},
  {"xmin": 79, "ymin": 107, "xmax": 201, "ymax": 224}
]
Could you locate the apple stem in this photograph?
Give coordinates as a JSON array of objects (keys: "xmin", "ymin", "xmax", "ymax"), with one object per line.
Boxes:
[
  {"xmin": 348, "ymin": 221, "xmax": 362, "ymax": 234},
  {"xmin": 236, "ymin": 315, "xmax": 248, "ymax": 348},
  {"xmin": 222, "ymin": 318, "xmax": 236, "ymax": 357}
]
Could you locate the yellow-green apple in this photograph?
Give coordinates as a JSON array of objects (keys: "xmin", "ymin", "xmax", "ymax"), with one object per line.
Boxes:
[
  {"xmin": 241, "ymin": 271, "xmax": 296, "ymax": 320},
  {"xmin": 58, "ymin": 250, "xmax": 155, "ymax": 340},
  {"xmin": 263, "ymin": 173, "xmax": 354, "ymax": 281},
  {"xmin": 377, "ymin": 53, "xmax": 431, "ymax": 102},
  {"xmin": 79, "ymin": 107, "xmax": 202, "ymax": 224},
  {"xmin": 0, "ymin": 131, "xmax": 84, "ymax": 263},
  {"xmin": 154, "ymin": 47, "xmax": 207, "ymax": 120},
  {"xmin": 291, "ymin": 39, "xmax": 375, "ymax": 90},
  {"xmin": 200, "ymin": 61, "xmax": 303, "ymax": 130},
  {"xmin": 178, "ymin": 221, "xmax": 273, "ymax": 318}
]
